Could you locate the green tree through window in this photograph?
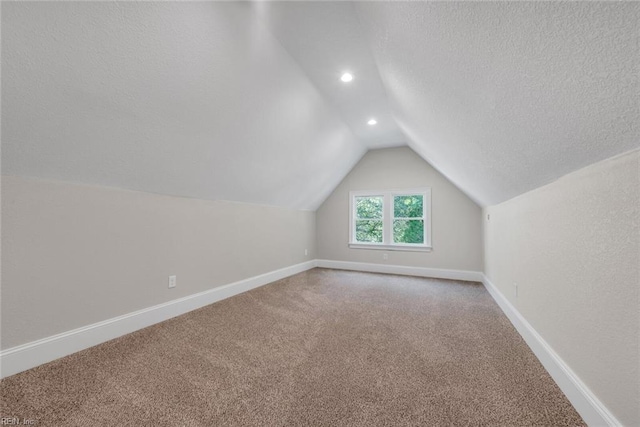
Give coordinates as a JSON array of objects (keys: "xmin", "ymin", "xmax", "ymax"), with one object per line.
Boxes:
[
  {"xmin": 393, "ymin": 195, "xmax": 424, "ymax": 244},
  {"xmin": 355, "ymin": 196, "xmax": 383, "ymax": 243},
  {"xmin": 349, "ymin": 189, "xmax": 431, "ymax": 250}
]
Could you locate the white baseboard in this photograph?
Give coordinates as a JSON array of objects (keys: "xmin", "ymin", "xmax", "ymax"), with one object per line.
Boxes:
[
  {"xmin": 0, "ymin": 260, "xmax": 317, "ymax": 379},
  {"xmin": 0, "ymin": 261, "xmax": 621, "ymax": 427},
  {"xmin": 482, "ymin": 274, "xmax": 621, "ymax": 427},
  {"xmin": 316, "ymin": 259, "xmax": 483, "ymax": 282}
]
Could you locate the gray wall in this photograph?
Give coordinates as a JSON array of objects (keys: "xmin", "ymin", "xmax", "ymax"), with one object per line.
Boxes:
[
  {"xmin": 484, "ymin": 150, "xmax": 639, "ymax": 426},
  {"xmin": 316, "ymin": 147, "xmax": 483, "ymax": 272},
  {"xmin": 1, "ymin": 176, "xmax": 316, "ymax": 349}
]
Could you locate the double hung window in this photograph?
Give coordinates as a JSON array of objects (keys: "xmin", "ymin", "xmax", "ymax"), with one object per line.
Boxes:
[{"xmin": 349, "ymin": 189, "xmax": 431, "ymax": 251}]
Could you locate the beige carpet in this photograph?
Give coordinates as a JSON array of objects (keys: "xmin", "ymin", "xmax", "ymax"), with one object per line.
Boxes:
[{"xmin": 1, "ymin": 268, "xmax": 584, "ymax": 426}]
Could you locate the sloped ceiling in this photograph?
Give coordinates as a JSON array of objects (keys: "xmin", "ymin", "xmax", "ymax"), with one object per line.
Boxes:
[
  {"xmin": 2, "ymin": 2, "xmax": 366, "ymax": 210},
  {"xmin": 355, "ymin": 1, "xmax": 639, "ymax": 206},
  {"xmin": 258, "ymin": 1, "xmax": 405, "ymax": 149},
  {"xmin": 3, "ymin": 2, "xmax": 638, "ymax": 209}
]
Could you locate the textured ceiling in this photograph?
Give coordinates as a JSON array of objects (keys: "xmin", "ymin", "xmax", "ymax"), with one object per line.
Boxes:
[
  {"xmin": 356, "ymin": 1, "xmax": 639, "ymax": 206},
  {"xmin": 3, "ymin": 2, "xmax": 638, "ymax": 209}
]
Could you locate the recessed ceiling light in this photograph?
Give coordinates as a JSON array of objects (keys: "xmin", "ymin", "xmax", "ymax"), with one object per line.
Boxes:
[
  {"xmin": 340, "ymin": 72, "xmax": 353, "ymax": 83},
  {"xmin": 367, "ymin": 118, "xmax": 377, "ymax": 125}
]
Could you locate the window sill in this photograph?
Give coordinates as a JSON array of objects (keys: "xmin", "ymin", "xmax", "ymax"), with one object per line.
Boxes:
[{"xmin": 348, "ymin": 243, "xmax": 433, "ymax": 252}]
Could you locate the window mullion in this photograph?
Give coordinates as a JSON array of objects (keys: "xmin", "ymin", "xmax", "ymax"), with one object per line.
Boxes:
[{"xmin": 350, "ymin": 194, "xmax": 355, "ymax": 243}]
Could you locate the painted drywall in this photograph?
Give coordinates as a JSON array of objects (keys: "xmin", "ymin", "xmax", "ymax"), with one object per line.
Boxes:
[
  {"xmin": 484, "ymin": 150, "xmax": 639, "ymax": 426},
  {"xmin": 2, "ymin": 2, "xmax": 365, "ymax": 211},
  {"xmin": 1, "ymin": 176, "xmax": 316, "ymax": 350},
  {"xmin": 317, "ymin": 147, "xmax": 482, "ymax": 272}
]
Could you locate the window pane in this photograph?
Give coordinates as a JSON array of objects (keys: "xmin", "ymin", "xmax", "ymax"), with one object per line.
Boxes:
[
  {"xmin": 356, "ymin": 220, "xmax": 383, "ymax": 243},
  {"xmin": 356, "ymin": 196, "xmax": 383, "ymax": 219},
  {"xmin": 393, "ymin": 219, "xmax": 424, "ymax": 244},
  {"xmin": 394, "ymin": 195, "xmax": 423, "ymax": 218}
]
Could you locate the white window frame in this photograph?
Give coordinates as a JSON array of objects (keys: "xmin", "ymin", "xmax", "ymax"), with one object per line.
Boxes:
[{"xmin": 349, "ymin": 188, "xmax": 432, "ymax": 252}]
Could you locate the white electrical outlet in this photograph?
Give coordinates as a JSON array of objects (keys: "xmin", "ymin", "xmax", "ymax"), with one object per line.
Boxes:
[
  {"xmin": 169, "ymin": 275, "xmax": 176, "ymax": 289},
  {"xmin": 305, "ymin": 249, "xmax": 308, "ymax": 256},
  {"xmin": 383, "ymin": 253, "xmax": 388, "ymax": 260}
]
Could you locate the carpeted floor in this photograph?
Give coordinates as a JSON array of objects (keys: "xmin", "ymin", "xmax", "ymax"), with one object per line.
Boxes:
[{"xmin": 1, "ymin": 268, "xmax": 584, "ymax": 426}]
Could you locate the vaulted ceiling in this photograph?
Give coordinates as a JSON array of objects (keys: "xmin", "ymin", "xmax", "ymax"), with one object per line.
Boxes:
[{"xmin": 3, "ymin": 2, "xmax": 638, "ymax": 209}]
